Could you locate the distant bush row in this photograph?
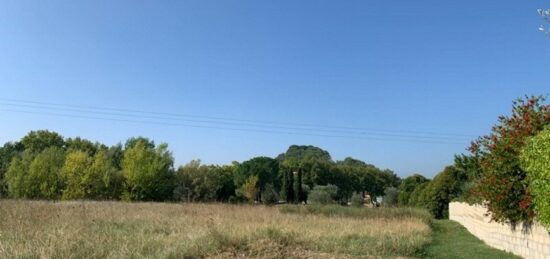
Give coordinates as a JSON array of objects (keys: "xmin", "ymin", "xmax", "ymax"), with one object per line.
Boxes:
[{"xmin": 0, "ymin": 133, "xmax": 400, "ymax": 204}]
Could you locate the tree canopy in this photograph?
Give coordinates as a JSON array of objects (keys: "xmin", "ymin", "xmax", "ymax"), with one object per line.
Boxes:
[{"xmin": 0, "ymin": 131, "xmax": 402, "ymax": 204}]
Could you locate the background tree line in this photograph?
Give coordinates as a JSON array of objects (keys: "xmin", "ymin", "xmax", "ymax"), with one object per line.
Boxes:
[
  {"xmin": 4, "ymin": 95, "xmax": 544, "ymax": 223},
  {"xmin": 0, "ymin": 133, "xmax": 400, "ymax": 204}
]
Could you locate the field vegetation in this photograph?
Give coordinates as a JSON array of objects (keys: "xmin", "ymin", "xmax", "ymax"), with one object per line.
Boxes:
[{"xmin": 0, "ymin": 201, "xmax": 431, "ymax": 258}]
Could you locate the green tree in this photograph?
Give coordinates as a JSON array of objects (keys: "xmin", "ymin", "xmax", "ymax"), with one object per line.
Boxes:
[
  {"xmin": 350, "ymin": 192, "xmax": 364, "ymax": 207},
  {"xmin": 262, "ymin": 183, "xmax": 279, "ymax": 205},
  {"xmin": 280, "ymin": 164, "xmax": 295, "ymax": 203},
  {"xmin": 61, "ymin": 149, "xmax": 121, "ymax": 200},
  {"xmin": 0, "ymin": 142, "xmax": 24, "ymax": 197},
  {"xmin": 21, "ymin": 130, "xmax": 65, "ymax": 153},
  {"xmin": 173, "ymin": 161, "xmax": 236, "ymax": 202},
  {"xmin": 107, "ymin": 144, "xmax": 124, "ymax": 170},
  {"xmin": 237, "ymin": 175, "xmax": 258, "ymax": 202},
  {"xmin": 27, "ymin": 147, "xmax": 66, "ymax": 199},
  {"xmin": 122, "ymin": 141, "xmax": 174, "ymax": 201},
  {"xmin": 415, "ymin": 166, "xmax": 467, "ymax": 219},
  {"xmin": 383, "ymin": 187, "xmax": 399, "ymax": 207},
  {"xmin": 89, "ymin": 149, "xmax": 123, "ymax": 199},
  {"xmin": 5, "ymin": 150, "xmax": 35, "ymax": 198},
  {"xmin": 308, "ymin": 184, "xmax": 339, "ymax": 205},
  {"xmin": 60, "ymin": 150, "xmax": 91, "ymax": 199},
  {"xmin": 211, "ymin": 165, "xmax": 236, "ymax": 201},
  {"xmin": 235, "ymin": 157, "xmax": 279, "ymax": 202},
  {"xmin": 454, "ymin": 154, "xmax": 482, "ymax": 180},
  {"xmin": 294, "ymin": 168, "xmax": 304, "ymax": 203},
  {"xmin": 66, "ymin": 137, "xmax": 103, "ymax": 156},
  {"xmin": 398, "ymin": 174, "xmax": 429, "ymax": 206},
  {"xmin": 124, "ymin": 137, "xmax": 155, "ymax": 149},
  {"xmin": 408, "ymin": 181, "xmax": 430, "ymax": 207},
  {"xmin": 277, "ymin": 145, "xmax": 332, "ymax": 162},
  {"xmin": 521, "ymin": 127, "xmax": 550, "ymax": 229}
]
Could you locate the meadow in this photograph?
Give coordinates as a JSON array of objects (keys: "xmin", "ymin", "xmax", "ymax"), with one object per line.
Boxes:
[{"xmin": 0, "ymin": 201, "xmax": 431, "ymax": 258}]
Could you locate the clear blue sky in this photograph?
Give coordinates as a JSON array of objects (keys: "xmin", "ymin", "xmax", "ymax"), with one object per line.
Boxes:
[{"xmin": 0, "ymin": 1, "xmax": 549, "ymax": 177}]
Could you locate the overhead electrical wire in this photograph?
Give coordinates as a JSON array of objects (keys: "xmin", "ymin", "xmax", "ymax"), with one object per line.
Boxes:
[
  {"xmin": 0, "ymin": 98, "xmax": 475, "ymax": 137},
  {"xmin": 0, "ymin": 98, "xmax": 474, "ymax": 145}
]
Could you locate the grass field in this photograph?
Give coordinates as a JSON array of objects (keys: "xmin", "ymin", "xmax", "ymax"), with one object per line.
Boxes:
[
  {"xmin": 0, "ymin": 200, "xmax": 431, "ymax": 258},
  {"xmin": 0, "ymin": 200, "xmax": 517, "ymax": 258}
]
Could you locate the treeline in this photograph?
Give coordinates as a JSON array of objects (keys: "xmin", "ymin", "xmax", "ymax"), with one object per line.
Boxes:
[
  {"xmin": 395, "ymin": 96, "xmax": 550, "ymax": 223},
  {"xmin": 0, "ymin": 132, "xmax": 400, "ymax": 204},
  {"xmin": 3, "ymin": 96, "xmax": 544, "ymax": 222}
]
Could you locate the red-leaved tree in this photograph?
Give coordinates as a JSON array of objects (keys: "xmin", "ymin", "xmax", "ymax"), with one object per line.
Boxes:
[{"xmin": 469, "ymin": 96, "xmax": 550, "ymax": 224}]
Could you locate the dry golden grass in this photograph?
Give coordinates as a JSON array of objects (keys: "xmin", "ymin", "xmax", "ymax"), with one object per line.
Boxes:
[{"xmin": 0, "ymin": 200, "xmax": 431, "ymax": 258}]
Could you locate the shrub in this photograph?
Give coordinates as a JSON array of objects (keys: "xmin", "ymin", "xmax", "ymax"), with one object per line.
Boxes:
[
  {"xmin": 408, "ymin": 181, "xmax": 430, "ymax": 207},
  {"xmin": 469, "ymin": 96, "xmax": 549, "ymax": 224},
  {"xmin": 406, "ymin": 166, "xmax": 467, "ymax": 219},
  {"xmin": 350, "ymin": 192, "xmax": 363, "ymax": 207},
  {"xmin": 308, "ymin": 184, "xmax": 339, "ymax": 205},
  {"xmin": 398, "ymin": 174, "xmax": 428, "ymax": 206},
  {"xmin": 383, "ymin": 187, "xmax": 399, "ymax": 207},
  {"xmin": 521, "ymin": 127, "xmax": 550, "ymax": 228},
  {"xmin": 262, "ymin": 183, "xmax": 279, "ymax": 205},
  {"xmin": 237, "ymin": 175, "xmax": 258, "ymax": 202}
]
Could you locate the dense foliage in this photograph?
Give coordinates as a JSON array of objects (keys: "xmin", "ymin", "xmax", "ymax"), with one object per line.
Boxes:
[
  {"xmin": 122, "ymin": 140, "xmax": 174, "ymax": 201},
  {"xmin": 469, "ymin": 96, "xmax": 550, "ymax": 224},
  {"xmin": 173, "ymin": 160, "xmax": 235, "ymax": 202},
  {"xmin": 520, "ymin": 127, "xmax": 550, "ymax": 228},
  {"xmin": 398, "ymin": 174, "xmax": 429, "ymax": 206},
  {"xmin": 307, "ymin": 184, "xmax": 339, "ymax": 205},
  {"xmin": 407, "ymin": 166, "xmax": 467, "ymax": 219},
  {"xmin": 0, "ymin": 131, "xmax": 399, "ymax": 203},
  {"xmin": 383, "ymin": 187, "xmax": 399, "ymax": 207}
]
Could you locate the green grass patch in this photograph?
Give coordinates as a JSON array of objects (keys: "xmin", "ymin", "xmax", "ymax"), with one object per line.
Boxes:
[{"xmin": 417, "ymin": 220, "xmax": 520, "ymax": 259}]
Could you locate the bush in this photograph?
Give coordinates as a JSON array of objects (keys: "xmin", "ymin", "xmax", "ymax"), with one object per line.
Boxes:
[
  {"xmin": 383, "ymin": 187, "xmax": 399, "ymax": 207},
  {"xmin": 469, "ymin": 96, "xmax": 549, "ymax": 224},
  {"xmin": 408, "ymin": 182, "xmax": 430, "ymax": 207},
  {"xmin": 236, "ymin": 175, "xmax": 258, "ymax": 202},
  {"xmin": 262, "ymin": 183, "xmax": 279, "ymax": 205},
  {"xmin": 308, "ymin": 184, "xmax": 339, "ymax": 205},
  {"xmin": 350, "ymin": 192, "xmax": 363, "ymax": 207},
  {"xmin": 398, "ymin": 174, "xmax": 428, "ymax": 206},
  {"xmin": 521, "ymin": 127, "xmax": 550, "ymax": 229},
  {"xmin": 407, "ymin": 166, "xmax": 467, "ymax": 219}
]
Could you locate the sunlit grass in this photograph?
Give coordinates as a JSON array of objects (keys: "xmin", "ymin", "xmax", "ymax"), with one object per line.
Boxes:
[{"xmin": 0, "ymin": 200, "xmax": 431, "ymax": 258}]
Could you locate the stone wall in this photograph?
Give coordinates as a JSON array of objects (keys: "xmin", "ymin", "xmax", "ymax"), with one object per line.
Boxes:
[{"xmin": 449, "ymin": 202, "xmax": 550, "ymax": 259}]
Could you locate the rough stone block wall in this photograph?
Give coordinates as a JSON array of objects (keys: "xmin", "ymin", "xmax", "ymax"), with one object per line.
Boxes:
[{"xmin": 449, "ymin": 202, "xmax": 550, "ymax": 259}]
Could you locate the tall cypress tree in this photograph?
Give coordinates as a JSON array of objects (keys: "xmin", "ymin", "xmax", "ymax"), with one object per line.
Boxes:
[
  {"xmin": 280, "ymin": 168, "xmax": 288, "ymax": 201},
  {"xmin": 287, "ymin": 168, "xmax": 295, "ymax": 203},
  {"xmin": 294, "ymin": 167, "xmax": 303, "ymax": 203}
]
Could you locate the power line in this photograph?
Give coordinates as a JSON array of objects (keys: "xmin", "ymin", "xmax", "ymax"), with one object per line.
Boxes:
[
  {"xmin": 0, "ymin": 101, "xmax": 471, "ymax": 141},
  {"xmin": 0, "ymin": 98, "xmax": 475, "ymax": 138},
  {"xmin": 0, "ymin": 108, "xmax": 467, "ymax": 145}
]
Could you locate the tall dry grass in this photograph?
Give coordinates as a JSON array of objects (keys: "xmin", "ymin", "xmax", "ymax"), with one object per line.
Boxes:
[{"xmin": 0, "ymin": 200, "xmax": 430, "ymax": 258}]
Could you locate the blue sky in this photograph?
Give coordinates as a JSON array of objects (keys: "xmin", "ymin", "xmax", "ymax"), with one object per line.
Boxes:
[{"xmin": 0, "ymin": 1, "xmax": 549, "ymax": 177}]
